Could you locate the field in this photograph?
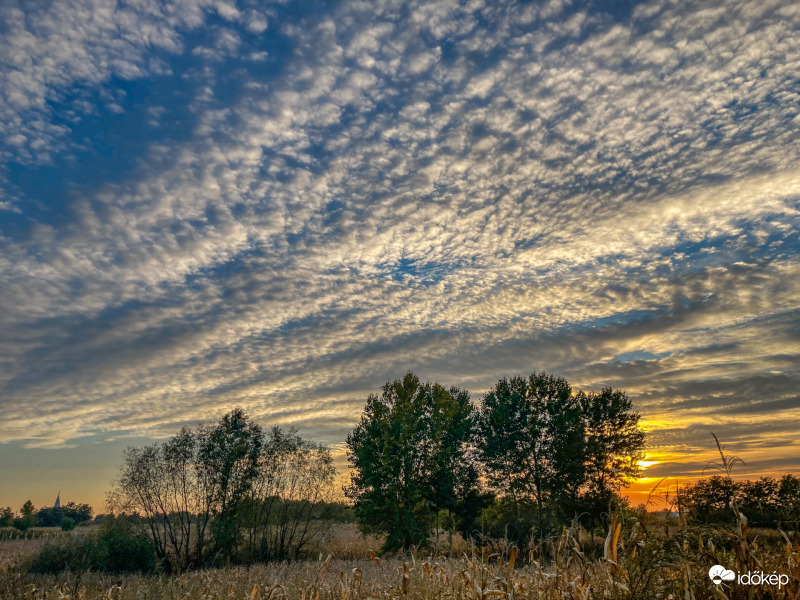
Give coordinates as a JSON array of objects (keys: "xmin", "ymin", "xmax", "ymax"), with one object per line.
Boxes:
[
  {"xmin": 1, "ymin": 518, "xmax": 799, "ymax": 600},
  {"xmin": 0, "ymin": 527, "xmax": 96, "ymax": 573}
]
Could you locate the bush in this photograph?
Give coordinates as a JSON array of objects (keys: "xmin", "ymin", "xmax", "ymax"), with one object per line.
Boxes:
[
  {"xmin": 61, "ymin": 517, "xmax": 75, "ymax": 531},
  {"xmin": 28, "ymin": 536, "xmax": 98, "ymax": 574},
  {"xmin": 479, "ymin": 496, "xmax": 539, "ymax": 545},
  {"xmin": 28, "ymin": 516, "xmax": 155, "ymax": 574},
  {"xmin": 96, "ymin": 515, "xmax": 156, "ymax": 574}
]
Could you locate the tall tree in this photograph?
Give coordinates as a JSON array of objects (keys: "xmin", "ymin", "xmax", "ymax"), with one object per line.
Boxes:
[
  {"xmin": 198, "ymin": 408, "xmax": 263, "ymax": 563},
  {"xmin": 478, "ymin": 372, "xmax": 584, "ymax": 541},
  {"xmin": 346, "ymin": 372, "xmax": 477, "ymax": 551},
  {"xmin": 110, "ymin": 408, "xmax": 263, "ymax": 570},
  {"xmin": 578, "ymin": 387, "xmax": 645, "ymax": 529}
]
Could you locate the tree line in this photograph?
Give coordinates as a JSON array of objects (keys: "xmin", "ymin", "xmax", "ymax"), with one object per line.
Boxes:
[
  {"xmin": 0, "ymin": 501, "xmax": 93, "ymax": 531},
  {"xmin": 677, "ymin": 474, "xmax": 800, "ymax": 529},
  {"xmin": 346, "ymin": 371, "xmax": 646, "ymax": 551}
]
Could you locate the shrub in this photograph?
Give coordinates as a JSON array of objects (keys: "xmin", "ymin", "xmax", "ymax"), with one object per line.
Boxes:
[
  {"xmin": 61, "ymin": 517, "xmax": 75, "ymax": 531},
  {"xmin": 28, "ymin": 516, "xmax": 155, "ymax": 574},
  {"xmin": 28, "ymin": 536, "xmax": 98, "ymax": 573},
  {"xmin": 96, "ymin": 515, "xmax": 156, "ymax": 573}
]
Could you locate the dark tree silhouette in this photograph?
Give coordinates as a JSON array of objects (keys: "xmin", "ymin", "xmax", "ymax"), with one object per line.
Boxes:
[
  {"xmin": 478, "ymin": 373, "xmax": 585, "ymax": 541},
  {"xmin": 578, "ymin": 387, "xmax": 645, "ymax": 531},
  {"xmin": 346, "ymin": 372, "xmax": 477, "ymax": 551}
]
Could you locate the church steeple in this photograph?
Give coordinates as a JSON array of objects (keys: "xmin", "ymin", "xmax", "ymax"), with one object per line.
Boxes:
[{"xmin": 54, "ymin": 491, "xmax": 60, "ymax": 509}]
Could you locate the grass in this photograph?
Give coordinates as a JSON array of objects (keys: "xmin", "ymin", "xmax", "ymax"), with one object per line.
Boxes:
[{"xmin": 1, "ymin": 517, "xmax": 798, "ymax": 599}]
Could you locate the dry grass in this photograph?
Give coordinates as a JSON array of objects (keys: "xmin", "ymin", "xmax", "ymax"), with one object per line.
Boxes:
[
  {"xmin": 320, "ymin": 524, "xmax": 383, "ymax": 560},
  {"xmin": 1, "ymin": 518, "xmax": 798, "ymax": 599},
  {"xmin": 0, "ymin": 539, "xmax": 48, "ymax": 572},
  {"xmin": 0, "ymin": 528, "xmax": 93, "ymax": 573}
]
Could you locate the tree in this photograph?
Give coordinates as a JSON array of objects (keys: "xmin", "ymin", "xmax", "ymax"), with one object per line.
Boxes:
[
  {"xmin": 578, "ymin": 387, "xmax": 645, "ymax": 530},
  {"xmin": 110, "ymin": 440, "xmax": 197, "ymax": 570},
  {"xmin": 346, "ymin": 372, "xmax": 477, "ymax": 551},
  {"xmin": 478, "ymin": 373, "xmax": 584, "ymax": 542},
  {"xmin": 778, "ymin": 474, "xmax": 800, "ymax": 530},
  {"xmin": 109, "ymin": 411, "xmax": 258, "ymax": 570},
  {"xmin": 676, "ymin": 474, "xmax": 800, "ymax": 528},
  {"xmin": 36, "ymin": 502, "xmax": 93, "ymax": 527},
  {"xmin": 109, "ymin": 408, "xmax": 332, "ymax": 570},
  {"xmin": 242, "ymin": 427, "xmax": 336, "ymax": 562},
  {"xmin": 677, "ymin": 475, "xmax": 738, "ymax": 524},
  {"xmin": 14, "ymin": 500, "xmax": 37, "ymax": 531},
  {"xmin": 35, "ymin": 507, "xmax": 62, "ymax": 527},
  {"xmin": 198, "ymin": 407, "xmax": 263, "ymax": 563},
  {"xmin": 0, "ymin": 507, "xmax": 13, "ymax": 527}
]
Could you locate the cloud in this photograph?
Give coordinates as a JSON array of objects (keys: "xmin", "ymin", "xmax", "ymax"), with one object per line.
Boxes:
[
  {"xmin": 0, "ymin": 0, "xmax": 799, "ymax": 489},
  {"xmin": 0, "ymin": 0, "xmax": 217, "ymax": 165}
]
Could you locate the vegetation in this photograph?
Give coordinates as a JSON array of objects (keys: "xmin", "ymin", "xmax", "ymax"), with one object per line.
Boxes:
[
  {"xmin": 27, "ymin": 516, "xmax": 156, "ymax": 575},
  {"xmin": 0, "ymin": 501, "xmax": 94, "ymax": 533},
  {"xmin": 2, "ymin": 371, "xmax": 799, "ymax": 599},
  {"xmin": 12, "ymin": 501, "xmax": 37, "ymax": 532},
  {"xmin": 107, "ymin": 408, "xmax": 336, "ymax": 571},
  {"xmin": 348, "ymin": 371, "xmax": 646, "ymax": 551},
  {"xmin": 59, "ymin": 518, "xmax": 75, "ymax": 532},
  {"xmin": 0, "ymin": 508, "xmax": 13, "ymax": 528},
  {"xmin": 578, "ymin": 386, "xmax": 646, "ymax": 533},
  {"xmin": 2, "ymin": 514, "xmax": 799, "ymax": 599},
  {"xmin": 345, "ymin": 373, "xmax": 478, "ymax": 551},
  {"xmin": 678, "ymin": 474, "xmax": 800, "ymax": 529},
  {"xmin": 35, "ymin": 503, "xmax": 93, "ymax": 528},
  {"xmin": 477, "ymin": 373, "xmax": 586, "ymax": 543}
]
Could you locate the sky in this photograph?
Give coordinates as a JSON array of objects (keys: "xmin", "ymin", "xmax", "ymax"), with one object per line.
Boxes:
[{"xmin": 1, "ymin": 0, "xmax": 799, "ymax": 512}]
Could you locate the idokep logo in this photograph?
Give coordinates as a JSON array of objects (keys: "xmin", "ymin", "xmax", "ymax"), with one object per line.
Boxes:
[
  {"xmin": 709, "ymin": 565, "xmax": 790, "ymax": 590},
  {"xmin": 708, "ymin": 565, "xmax": 735, "ymax": 584}
]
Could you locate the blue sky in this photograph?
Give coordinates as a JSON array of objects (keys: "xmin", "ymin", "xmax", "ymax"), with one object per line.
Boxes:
[{"xmin": 1, "ymin": 0, "xmax": 800, "ymax": 509}]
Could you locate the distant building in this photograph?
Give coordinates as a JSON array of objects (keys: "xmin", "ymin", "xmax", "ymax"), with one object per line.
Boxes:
[{"xmin": 53, "ymin": 492, "xmax": 60, "ymax": 509}]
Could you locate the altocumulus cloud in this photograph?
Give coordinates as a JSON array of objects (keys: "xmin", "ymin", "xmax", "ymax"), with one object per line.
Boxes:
[{"xmin": 1, "ymin": 0, "xmax": 799, "ymax": 488}]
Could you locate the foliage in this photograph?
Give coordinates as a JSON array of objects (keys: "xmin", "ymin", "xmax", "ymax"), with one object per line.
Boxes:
[
  {"xmin": 241, "ymin": 426, "xmax": 336, "ymax": 562},
  {"xmin": 0, "ymin": 507, "xmax": 13, "ymax": 527},
  {"xmin": 13, "ymin": 501, "xmax": 37, "ymax": 531},
  {"xmin": 96, "ymin": 515, "xmax": 158, "ymax": 574},
  {"xmin": 478, "ymin": 373, "xmax": 585, "ymax": 542},
  {"xmin": 60, "ymin": 518, "xmax": 75, "ymax": 531},
  {"xmin": 578, "ymin": 387, "xmax": 645, "ymax": 531},
  {"xmin": 198, "ymin": 408, "xmax": 264, "ymax": 563},
  {"xmin": 28, "ymin": 515, "xmax": 156, "ymax": 575},
  {"xmin": 2, "ymin": 516, "xmax": 799, "ymax": 600},
  {"xmin": 315, "ymin": 501, "xmax": 357, "ymax": 523},
  {"xmin": 346, "ymin": 372, "xmax": 477, "ymax": 552},
  {"xmin": 109, "ymin": 408, "xmax": 335, "ymax": 571},
  {"xmin": 478, "ymin": 495, "xmax": 539, "ymax": 543},
  {"xmin": 678, "ymin": 474, "xmax": 800, "ymax": 528},
  {"xmin": 345, "ymin": 371, "xmax": 647, "ymax": 550},
  {"xmin": 36, "ymin": 502, "xmax": 93, "ymax": 527}
]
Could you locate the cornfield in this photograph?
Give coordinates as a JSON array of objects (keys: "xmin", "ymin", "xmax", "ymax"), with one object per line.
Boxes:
[{"xmin": 1, "ymin": 516, "xmax": 798, "ymax": 599}]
